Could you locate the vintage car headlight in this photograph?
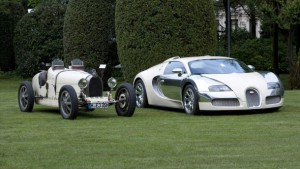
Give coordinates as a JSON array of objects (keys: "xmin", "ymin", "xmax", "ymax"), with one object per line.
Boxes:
[
  {"xmin": 108, "ymin": 77, "xmax": 117, "ymax": 89},
  {"xmin": 209, "ymin": 85, "xmax": 231, "ymax": 92},
  {"xmin": 78, "ymin": 78, "xmax": 88, "ymax": 89},
  {"xmin": 267, "ymin": 82, "xmax": 280, "ymax": 89}
]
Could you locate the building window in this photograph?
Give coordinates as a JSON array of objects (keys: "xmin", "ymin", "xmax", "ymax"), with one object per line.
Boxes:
[{"xmin": 231, "ymin": 19, "xmax": 238, "ymax": 30}]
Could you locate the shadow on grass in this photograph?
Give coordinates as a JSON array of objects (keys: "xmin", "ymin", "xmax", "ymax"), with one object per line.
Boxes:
[
  {"xmin": 200, "ymin": 108, "xmax": 280, "ymax": 116},
  {"xmin": 147, "ymin": 105, "xmax": 280, "ymax": 116},
  {"xmin": 32, "ymin": 107, "xmax": 116, "ymax": 119}
]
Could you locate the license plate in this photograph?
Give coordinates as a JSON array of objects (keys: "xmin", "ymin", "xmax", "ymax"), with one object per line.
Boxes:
[{"xmin": 88, "ymin": 103, "xmax": 109, "ymax": 109}]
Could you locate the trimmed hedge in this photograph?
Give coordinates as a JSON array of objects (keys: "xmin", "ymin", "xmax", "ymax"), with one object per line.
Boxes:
[
  {"xmin": 115, "ymin": 0, "xmax": 217, "ymax": 82},
  {"xmin": 0, "ymin": 0, "xmax": 26, "ymax": 71},
  {"xmin": 63, "ymin": 0, "xmax": 118, "ymax": 84},
  {"xmin": 14, "ymin": 2, "xmax": 66, "ymax": 77}
]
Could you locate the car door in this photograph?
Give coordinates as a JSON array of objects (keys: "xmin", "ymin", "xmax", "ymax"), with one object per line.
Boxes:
[{"xmin": 159, "ymin": 61, "xmax": 187, "ymax": 101}]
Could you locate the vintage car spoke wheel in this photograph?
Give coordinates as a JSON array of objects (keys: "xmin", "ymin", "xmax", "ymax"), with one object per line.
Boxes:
[
  {"xmin": 115, "ymin": 83, "xmax": 136, "ymax": 117},
  {"xmin": 134, "ymin": 79, "xmax": 148, "ymax": 108},
  {"xmin": 18, "ymin": 81, "xmax": 34, "ymax": 112},
  {"xmin": 183, "ymin": 85, "xmax": 199, "ymax": 115},
  {"xmin": 59, "ymin": 85, "xmax": 78, "ymax": 120}
]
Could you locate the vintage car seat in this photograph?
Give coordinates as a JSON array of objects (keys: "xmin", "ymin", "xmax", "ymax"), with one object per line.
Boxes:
[
  {"xmin": 71, "ymin": 59, "xmax": 84, "ymax": 70},
  {"xmin": 51, "ymin": 59, "xmax": 65, "ymax": 70},
  {"xmin": 38, "ymin": 71, "xmax": 47, "ymax": 87}
]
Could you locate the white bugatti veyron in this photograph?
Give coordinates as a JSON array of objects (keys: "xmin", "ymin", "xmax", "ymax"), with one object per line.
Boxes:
[{"xmin": 133, "ymin": 56, "xmax": 284, "ymax": 115}]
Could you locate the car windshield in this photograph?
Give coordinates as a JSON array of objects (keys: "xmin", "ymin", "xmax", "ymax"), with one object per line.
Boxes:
[{"xmin": 188, "ymin": 59, "xmax": 253, "ymax": 74}]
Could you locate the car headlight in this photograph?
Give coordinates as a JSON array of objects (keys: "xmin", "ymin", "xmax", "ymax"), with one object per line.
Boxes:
[
  {"xmin": 78, "ymin": 78, "xmax": 88, "ymax": 89},
  {"xmin": 108, "ymin": 77, "xmax": 117, "ymax": 89},
  {"xmin": 267, "ymin": 82, "xmax": 280, "ymax": 89},
  {"xmin": 209, "ymin": 85, "xmax": 231, "ymax": 92}
]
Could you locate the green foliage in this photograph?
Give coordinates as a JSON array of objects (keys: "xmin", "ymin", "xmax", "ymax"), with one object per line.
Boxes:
[
  {"xmin": 216, "ymin": 29, "xmax": 287, "ymax": 72},
  {"xmin": 279, "ymin": 0, "xmax": 300, "ymax": 28},
  {"xmin": 63, "ymin": 0, "xmax": 117, "ymax": 86},
  {"xmin": 28, "ymin": 0, "xmax": 68, "ymax": 8},
  {"xmin": 14, "ymin": 2, "xmax": 66, "ymax": 77},
  {"xmin": 0, "ymin": 0, "xmax": 26, "ymax": 71},
  {"xmin": 115, "ymin": 0, "xmax": 217, "ymax": 82}
]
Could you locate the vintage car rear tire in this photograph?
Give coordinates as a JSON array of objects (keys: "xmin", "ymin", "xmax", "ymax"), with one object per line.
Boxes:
[
  {"xmin": 18, "ymin": 81, "xmax": 34, "ymax": 112},
  {"xmin": 134, "ymin": 79, "xmax": 148, "ymax": 108},
  {"xmin": 183, "ymin": 84, "xmax": 199, "ymax": 115},
  {"xmin": 59, "ymin": 85, "xmax": 78, "ymax": 120},
  {"xmin": 115, "ymin": 83, "xmax": 136, "ymax": 117}
]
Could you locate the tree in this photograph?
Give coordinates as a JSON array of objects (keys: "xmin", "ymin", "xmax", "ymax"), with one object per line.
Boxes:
[
  {"xmin": 116, "ymin": 0, "xmax": 217, "ymax": 82},
  {"xmin": 14, "ymin": 2, "xmax": 66, "ymax": 77},
  {"xmin": 0, "ymin": 0, "xmax": 26, "ymax": 71},
  {"xmin": 279, "ymin": 0, "xmax": 300, "ymax": 89},
  {"xmin": 63, "ymin": 0, "xmax": 117, "ymax": 86},
  {"xmin": 260, "ymin": 0, "xmax": 286, "ymax": 75}
]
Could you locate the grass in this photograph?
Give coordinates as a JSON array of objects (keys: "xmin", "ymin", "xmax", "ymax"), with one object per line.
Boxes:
[{"xmin": 1, "ymin": 77, "xmax": 300, "ymax": 169}]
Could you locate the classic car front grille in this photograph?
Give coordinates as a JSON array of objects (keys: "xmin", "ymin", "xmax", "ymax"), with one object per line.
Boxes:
[
  {"xmin": 246, "ymin": 89, "xmax": 260, "ymax": 107},
  {"xmin": 266, "ymin": 96, "xmax": 281, "ymax": 105},
  {"xmin": 87, "ymin": 77, "xmax": 103, "ymax": 97},
  {"xmin": 212, "ymin": 99, "xmax": 240, "ymax": 106}
]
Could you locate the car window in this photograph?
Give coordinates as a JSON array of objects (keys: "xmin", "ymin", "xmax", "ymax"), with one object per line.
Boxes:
[
  {"xmin": 189, "ymin": 59, "xmax": 253, "ymax": 74},
  {"xmin": 164, "ymin": 61, "xmax": 187, "ymax": 75}
]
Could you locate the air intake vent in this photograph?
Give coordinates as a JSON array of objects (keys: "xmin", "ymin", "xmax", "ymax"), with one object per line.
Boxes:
[
  {"xmin": 87, "ymin": 77, "xmax": 103, "ymax": 97},
  {"xmin": 266, "ymin": 96, "xmax": 281, "ymax": 105},
  {"xmin": 246, "ymin": 89, "xmax": 260, "ymax": 107},
  {"xmin": 212, "ymin": 99, "xmax": 240, "ymax": 106}
]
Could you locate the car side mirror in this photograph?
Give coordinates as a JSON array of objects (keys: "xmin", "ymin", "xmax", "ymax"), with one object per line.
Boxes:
[
  {"xmin": 172, "ymin": 68, "xmax": 183, "ymax": 77},
  {"xmin": 248, "ymin": 65, "xmax": 255, "ymax": 71}
]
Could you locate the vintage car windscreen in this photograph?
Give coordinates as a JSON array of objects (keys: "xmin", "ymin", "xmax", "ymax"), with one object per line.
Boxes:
[{"xmin": 188, "ymin": 59, "xmax": 253, "ymax": 74}]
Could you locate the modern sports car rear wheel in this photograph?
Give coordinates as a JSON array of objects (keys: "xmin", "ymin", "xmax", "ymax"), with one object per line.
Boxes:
[
  {"xmin": 183, "ymin": 85, "xmax": 199, "ymax": 115},
  {"xmin": 134, "ymin": 79, "xmax": 148, "ymax": 108}
]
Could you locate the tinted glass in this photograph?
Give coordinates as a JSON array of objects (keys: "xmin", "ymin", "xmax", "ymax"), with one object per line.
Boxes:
[
  {"xmin": 188, "ymin": 59, "xmax": 253, "ymax": 74},
  {"xmin": 164, "ymin": 61, "xmax": 186, "ymax": 75}
]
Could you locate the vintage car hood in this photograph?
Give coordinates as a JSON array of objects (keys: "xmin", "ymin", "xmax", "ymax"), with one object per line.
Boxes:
[
  {"xmin": 201, "ymin": 72, "xmax": 269, "ymax": 99},
  {"xmin": 55, "ymin": 70, "xmax": 91, "ymax": 86}
]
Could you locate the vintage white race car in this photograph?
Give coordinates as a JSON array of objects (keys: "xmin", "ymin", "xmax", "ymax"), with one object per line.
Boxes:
[
  {"xmin": 18, "ymin": 59, "xmax": 136, "ymax": 119},
  {"xmin": 133, "ymin": 56, "xmax": 284, "ymax": 115}
]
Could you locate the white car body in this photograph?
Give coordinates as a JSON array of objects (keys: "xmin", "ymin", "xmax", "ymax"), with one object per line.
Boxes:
[{"xmin": 133, "ymin": 56, "xmax": 284, "ymax": 114}]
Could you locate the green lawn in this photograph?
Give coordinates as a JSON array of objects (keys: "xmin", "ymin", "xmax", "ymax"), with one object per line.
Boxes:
[{"xmin": 1, "ymin": 78, "xmax": 300, "ymax": 169}]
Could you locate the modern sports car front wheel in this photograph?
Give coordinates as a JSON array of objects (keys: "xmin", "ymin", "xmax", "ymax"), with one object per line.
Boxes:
[
  {"xmin": 183, "ymin": 85, "xmax": 199, "ymax": 115},
  {"xmin": 115, "ymin": 83, "xmax": 136, "ymax": 117}
]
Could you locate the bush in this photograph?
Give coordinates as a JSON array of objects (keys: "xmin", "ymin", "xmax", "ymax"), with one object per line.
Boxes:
[
  {"xmin": 216, "ymin": 29, "xmax": 287, "ymax": 72},
  {"xmin": 115, "ymin": 0, "xmax": 217, "ymax": 82},
  {"xmin": 63, "ymin": 0, "xmax": 118, "ymax": 87},
  {"xmin": 0, "ymin": 0, "xmax": 26, "ymax": 71},
  {"xmin": 14, "ymin": 2, "xmax": 66, "ymax": 77}
]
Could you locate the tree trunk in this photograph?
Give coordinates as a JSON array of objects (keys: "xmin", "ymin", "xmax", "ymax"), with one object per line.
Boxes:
[
  {"xmin": 296, "ymin": 24, "xmax": 300, "ymax": 55},
  {"xmin": 223, "ymin": 0, "xmax": 230, "ymax": 56},
  {"xmin": 249, "ymin": 5, "xmax": 256, "ymax": 38},
  {"xmin": 272, "ymin": 22, "xmax": 279, "ymax": 75},
  {"xmin": 287, "ymin": 25, "xmax": 295, "ymax": 89}
]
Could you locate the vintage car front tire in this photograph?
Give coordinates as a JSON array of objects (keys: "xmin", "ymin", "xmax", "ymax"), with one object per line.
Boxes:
[
  {"xmin": 115, "ymin": 83, "xmax": 136, "ymax": 117},
  {"xmin": 183, "ymin": 84, "xmax": 199, "ymax": 115},
  {"xmin": 59, "ymin": 85, "xmax": 78, "ymax": 120},
  {"xmin": 18, "ymin": 81, "xmax": 34, "ymax": 112},
  {"xmin": 134, "ymin": 79, "xmax": 148, "ymax": 108}
]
